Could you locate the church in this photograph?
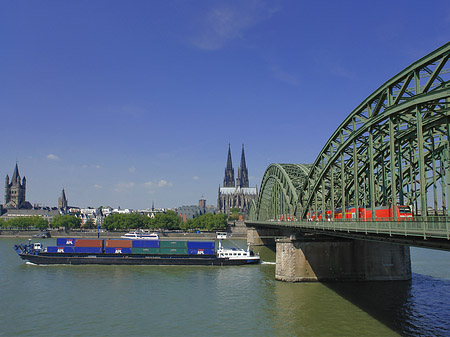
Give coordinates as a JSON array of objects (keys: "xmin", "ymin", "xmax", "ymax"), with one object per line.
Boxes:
[
  {"xmin": 217, "ymin": 144, "xmax": 258, "ymax": 215},
  {"xmin": 4, "ymin": 163, "xmax": 32, "ymax": 209}
]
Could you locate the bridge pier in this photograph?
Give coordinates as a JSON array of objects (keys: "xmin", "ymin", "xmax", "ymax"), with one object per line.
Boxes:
[
  {"xmin": 275, "ymin": 235, "xmax": 411, "ymax": 282},
  {"xmin": 247, "ymin": 227, "xmax": 283, "ymax": 246}
]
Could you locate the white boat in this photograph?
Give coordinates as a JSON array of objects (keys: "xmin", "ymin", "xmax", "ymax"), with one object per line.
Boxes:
[
  {"xmin": 216, "ymin": 232, "xmax": 227, "ymax": 239},
  {"xmin": 216, "ymin": 240, "xmax": 260, "ymax": 262},
  {"xmin": 121, "ymin": 230, "xmax": 159, "ymax": 240}
]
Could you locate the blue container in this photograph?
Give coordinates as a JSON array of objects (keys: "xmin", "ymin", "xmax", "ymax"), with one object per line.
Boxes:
[
  {"xmin": 74, "ymin": 247, "xmax": 103, "ymax": 254},
  {"xmin": 56, "ymin": 238, "xmax": 76, "ymax": 246},
  {"xmin": 105, "ymin": 247, "xmax": 132, "ymax": 254},
  {"xmin": 187, "ymin": 241, "xmax": 215, "ymax": 249},
  {"xmin": 132, "ymin": 240, "xmax": 160, "ymax": 248},
  {"xmin": 188, "ymin": 248, "xmax": 215, "ymax": 255},
  {"xmin": 47, "ymin": 246, "xmax": 75, "ymax": 253}
]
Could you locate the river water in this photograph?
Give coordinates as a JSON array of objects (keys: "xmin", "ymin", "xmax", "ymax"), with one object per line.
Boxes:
[{"xmin": 1, "ymin": 237, "xmax": 449, "ymax": 336}]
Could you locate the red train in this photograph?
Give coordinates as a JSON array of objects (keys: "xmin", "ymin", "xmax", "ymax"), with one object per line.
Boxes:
[{"xmin": 307, "ymin": 205, "xmax": 413, "ymax": 221}]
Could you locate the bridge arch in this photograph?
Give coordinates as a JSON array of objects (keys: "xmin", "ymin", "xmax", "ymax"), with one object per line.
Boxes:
[
  {"xmin": 249, "ymin": 163, "xmax": 310, "ymax": 221},
  {"xmin": 249, "ymin": 42, "xmax": 450, "ymax": 221}
]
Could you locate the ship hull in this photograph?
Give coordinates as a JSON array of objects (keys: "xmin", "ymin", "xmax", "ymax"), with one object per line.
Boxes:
[{"xmin": 19, "ymin": 253, "xmax": 260, "ymax": 266}]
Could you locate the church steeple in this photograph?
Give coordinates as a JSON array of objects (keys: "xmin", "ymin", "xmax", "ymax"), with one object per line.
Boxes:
[
  {"xmin": 58, "ymin": 188, "xmax": 68, "ymax": 209},
  {"xmin": 237, "ymin": 144, "xmax": 249, "ymax": 188},
  {"xmin": 5, "ymin": 162, "xmax": 26, "ymax": 209},
  {"xmin": 12, "ymin": 162, "xmax": 20, "ymax": 185},
  {"xmin": 223, "ymin": 144, "xmax": 235, "ymax": 187}
]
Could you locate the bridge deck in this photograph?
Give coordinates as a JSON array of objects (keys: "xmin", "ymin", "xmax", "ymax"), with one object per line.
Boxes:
[{"xmin": 246, "ymin": 218, "xmax": 450, "ymax": 250}]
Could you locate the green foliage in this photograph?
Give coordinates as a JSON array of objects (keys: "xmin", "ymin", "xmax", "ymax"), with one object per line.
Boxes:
[
  {"xmin": 101, "ymin": 211, "xmax": 226, "ymax": 232},
  {"xmin": 0, "ymin": 216, "xmax": 49, "ymax": 230},
  {"xmin": 182, "ymin": 213, "xmax": 227, "ymax": 231},
  {"xmin": 83, "ymin": 218, "xmax": 96, "ymax": 229},
  {"xmin": 51, "ymin": 215, "xmax": 82, "ymax": 229},
  {"xmin": 103, "ymin": 213, "xmax": 150, "ymax": 231}
]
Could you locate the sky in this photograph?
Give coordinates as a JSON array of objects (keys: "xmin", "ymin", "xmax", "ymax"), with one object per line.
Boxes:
[{"xmin": 0, "ymin": 0, "xmax": 449, "ymax": 209}]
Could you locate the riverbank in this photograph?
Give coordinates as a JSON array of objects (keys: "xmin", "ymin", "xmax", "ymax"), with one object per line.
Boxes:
[{"xmin": 0, "ymin": 229, "xmax": 246, "ymax": 240}]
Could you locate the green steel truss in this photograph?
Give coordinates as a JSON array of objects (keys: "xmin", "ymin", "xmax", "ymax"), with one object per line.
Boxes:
[{"xmin": 249, "ymin": 42, "xmax": 450, "ymax": 222}]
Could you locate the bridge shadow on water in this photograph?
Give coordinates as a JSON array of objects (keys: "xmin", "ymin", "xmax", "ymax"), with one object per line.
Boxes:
[{"xmin": 324, "ymin": 273, "xmax": 450, "ymax": 336}]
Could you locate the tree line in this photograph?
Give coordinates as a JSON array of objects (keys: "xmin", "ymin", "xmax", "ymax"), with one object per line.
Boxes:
[
  {"xmin": 103, "ymin": 211, "xmax": 228, "ymax": 231},
  {"xmin": 0, "ymin": 211, "xmax": 228, "ymax": 232}
]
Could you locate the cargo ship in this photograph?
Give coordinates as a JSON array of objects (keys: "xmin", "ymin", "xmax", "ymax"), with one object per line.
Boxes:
[{"xmin": 13, "ymin": 238, "xmax": 260, "ymax": 266}]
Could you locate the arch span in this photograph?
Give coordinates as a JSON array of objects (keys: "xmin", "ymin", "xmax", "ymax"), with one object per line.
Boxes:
[{"xmin": 249, "ymin": 42, "xmax": 450, "ymax": 221}]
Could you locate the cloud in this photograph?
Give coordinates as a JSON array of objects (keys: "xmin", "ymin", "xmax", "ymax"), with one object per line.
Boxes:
[
  {"xmin": 47, "ymin": 154, "xmax": 60, "ymax": 160},
  {"xmin": 271, "ymin": 65, "xmax": 299, "ymax": 85},
  {"xmin": 193, "ymin": 176, "xmax": 200, "ymax": 180},
  {"xmin": 190, "ymin": 2, "xmax": 280, "ymax": 51},
  {"xmin": 93, "ymin": 184, "xmax": 103, "ymax": 189},
  {"xmin": 158, "ymin": 180, "xmax": 173, "ymax": 188},
  {"xmin": 114, "ymin": 182, "xmax": 135, "ymax": 192},
  {"xmin": 129, "ymin": 166, "xmax": 136, "ymax": 174}
]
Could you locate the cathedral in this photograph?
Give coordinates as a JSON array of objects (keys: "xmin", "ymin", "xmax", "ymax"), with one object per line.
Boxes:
[
  {"xmin": 4, "ymin": 163, "xmax": 32, "ymax": 209},
  {"xmin": 217, "ymin": 144, "xmax": 257, "ymax": 215}
]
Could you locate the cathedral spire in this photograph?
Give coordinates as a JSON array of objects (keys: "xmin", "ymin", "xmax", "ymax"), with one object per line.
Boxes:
[
  {"xmin": 237, "ymin": 144, "xmax": 249, "ymax": 187},
  {"xmin": 223, "ymin": 144, "xmax": 235, "ymax": 187}
]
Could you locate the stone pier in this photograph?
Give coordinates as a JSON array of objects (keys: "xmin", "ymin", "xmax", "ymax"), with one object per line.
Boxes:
[
  {"xmin": 276, "ymin": 236, "xmax": 411, "ymax": 282},
  {"xmin": 247, "ymin": 226, "xmax": 283, "ymax": 246}
]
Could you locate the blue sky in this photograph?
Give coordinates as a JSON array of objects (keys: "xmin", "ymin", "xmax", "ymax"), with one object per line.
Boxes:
[{"xmin": 1, "ymin": 0, "xmax": 449, "ymax": 209}]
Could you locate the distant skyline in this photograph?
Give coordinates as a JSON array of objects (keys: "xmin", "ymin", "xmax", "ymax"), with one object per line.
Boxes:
[{"xmin": 1, "ymin": 1, "xmax": 449, "ymax": 209}]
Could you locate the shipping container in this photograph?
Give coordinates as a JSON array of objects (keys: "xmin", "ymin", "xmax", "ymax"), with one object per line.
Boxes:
[
  {"xmin": 104, "ymin": 247, "xmax": 132, "ymax": 254},
  {"xmin": 56, "ymin": 238, "xmax": 76, "ymax": 246},
  {"xmin": 104, "ymin": 239, "xmax": 133, "ymax": 248},
  {"xmin": 132, "ymin": 247, "xmax": 159, "ymax": 254},
  {"xmin": 74, "ymin": 247, "xmax": 103, "ymax": 254},
  {"xmin": 159, "ymin": 240, "xmax": 187, "ymax": 249},
  {"xmin": 47, "ymin": 246, "xmax": 75, "ymax": 253},
  {"xmin": 132, "ymin": 240, "xmax": 160, "ymax": 248},
  {"xmin": 75, "ymin": 239, "xmax": 103, "ymax": 248},
  {"xmin": 187, "ymin": 241, "xmax": 215, "ymax": 249},
  {"xmin": 188, "ymin": 249, "xmax": 215, "ymax": 255},
  {"xmin": 159, "ymin": 248, "xmax": 188, "ymax": 255}
]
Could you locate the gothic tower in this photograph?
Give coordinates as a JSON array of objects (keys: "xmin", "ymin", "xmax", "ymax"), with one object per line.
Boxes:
[
  {"xmin": 236, "ymin": 144, "xmax": 249, "ymax": 188},
  {"xmin": 223, "ymin": 144, "xmax": 235, "ymax": 187},
  {"xmin": 58, "ymin": 189, "xmax": 68, "ymax": 209},
  {"xmin": 4, "ymin": 163, "xmax": 27, "ymax": 209}
]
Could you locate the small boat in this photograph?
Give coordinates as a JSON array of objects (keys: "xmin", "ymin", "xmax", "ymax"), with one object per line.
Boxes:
[
  {"xmin": 121, "ymin": 230, "xmax": 159, "ymax": 240},
  {"xmin": 216, "ymin": 232, "xmax": 227, "ymax": 239}
]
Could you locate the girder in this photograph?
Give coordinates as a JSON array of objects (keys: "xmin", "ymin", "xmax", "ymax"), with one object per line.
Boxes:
[{"xmin": 249, "ymin": 42, "xmax": 450, "ymax": 223}]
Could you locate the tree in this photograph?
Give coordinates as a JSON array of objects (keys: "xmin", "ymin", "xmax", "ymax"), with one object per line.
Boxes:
[
  {"xmin": 83, "ymin": 218, "xmax": 96, "ymax": 229},
  {"xmin": 51, "ymin": 215, "xmax": 81, "ymax": 230}
]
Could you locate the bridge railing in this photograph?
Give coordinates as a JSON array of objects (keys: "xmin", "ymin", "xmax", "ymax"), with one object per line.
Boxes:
[{"xmin": 254, "ymin": 217, "xmax": 450, "ymax": 240}]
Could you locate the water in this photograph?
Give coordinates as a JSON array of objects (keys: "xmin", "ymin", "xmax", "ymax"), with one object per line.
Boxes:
[{"xmin": 1, "ymin": 238, "xmax": 450, "ymax": 336}]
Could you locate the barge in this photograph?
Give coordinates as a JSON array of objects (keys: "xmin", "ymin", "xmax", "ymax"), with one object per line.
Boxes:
[{"xmin": 13, "ymin": 238, "xmax": 260, "ymax": 266}]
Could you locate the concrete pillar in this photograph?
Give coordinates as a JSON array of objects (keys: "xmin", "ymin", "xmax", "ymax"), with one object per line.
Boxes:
[
  {"xmin": 247, "ymin": 227, "xmax": 283, "ymax": 246},
  {"xmin": 276, "ymin": 237, "xmax": 411, "ymax": 282}
]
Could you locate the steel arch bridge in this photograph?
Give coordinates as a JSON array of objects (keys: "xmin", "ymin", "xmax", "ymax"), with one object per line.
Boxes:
[{"xmin": 249, "ymin": 42, "xmax": 450, "ymax": 243}]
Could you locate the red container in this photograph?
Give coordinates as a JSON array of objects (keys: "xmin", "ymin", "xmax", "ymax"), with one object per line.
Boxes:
[
  {"xmin": 75, "ymin": 239, "xmax": 103, "ymax": 247},
  {"xmin": 104, "ymin": 239, "xmax": 132, "ymax": 248}
]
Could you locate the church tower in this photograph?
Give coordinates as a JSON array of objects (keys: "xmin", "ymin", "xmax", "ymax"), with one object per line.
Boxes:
[
  {"xmin": 223, "ymin": 144, "xmax": 235, "ymax": 187},
  {"xmin": 58, "ymin": 189, "xmax": 68, "ymax": 209},
  {"xmin": 4, "ymin": 163, "xmax": 27, "ymax": 209},
  {"xmin": 236, "ymin": 144, "xmax": 249, "ymax": 188}
]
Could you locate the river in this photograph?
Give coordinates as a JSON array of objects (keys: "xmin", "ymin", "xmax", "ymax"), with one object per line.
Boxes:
[{"xmin": 0, "ymin": 237, "xmax": 449, "ymax": 336}]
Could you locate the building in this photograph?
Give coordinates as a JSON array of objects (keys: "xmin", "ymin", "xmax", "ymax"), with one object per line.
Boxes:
[
  {"xmin": 1, "ymin": 163, "xmax": 61, "ymax": 222},
  {"xmin": 217, "ymin": 144, "xmax": 257, "ymax": 215},
  {"xmin": 177, "ymin": 197, "xmax": 217, "ymax": 222},
  {"xmin": 4, "ymin": 163, "xmax": 32, "ymax": 209},
  {"xmin": 58, "ymin": 189, "xmax": 68, "ymax": 209}
]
